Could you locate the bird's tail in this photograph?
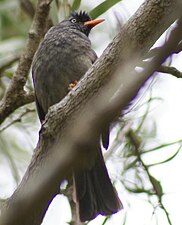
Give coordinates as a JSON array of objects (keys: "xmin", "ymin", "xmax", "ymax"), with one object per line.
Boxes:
[{"xmin": 73, "ymin": 147, "xmax": 123, "ymax": 222}]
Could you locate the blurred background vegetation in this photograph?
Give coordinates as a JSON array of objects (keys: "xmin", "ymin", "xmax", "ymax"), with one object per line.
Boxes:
[{"xmin": 1, "ymin": 0, "xmax": 182, "ymax": 225}]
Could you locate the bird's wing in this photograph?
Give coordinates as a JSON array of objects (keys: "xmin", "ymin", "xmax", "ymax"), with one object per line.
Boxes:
[
  {"xmin": 32, "ymin": 66, "xmax": 46, "ymax": 123},
  {"xmin": 34, "ymin": 94, "xmax": 46, "ymax": 123},
  {"xmin": 89, "ymin": 49, "xmax": 98, "ymax": 64}
]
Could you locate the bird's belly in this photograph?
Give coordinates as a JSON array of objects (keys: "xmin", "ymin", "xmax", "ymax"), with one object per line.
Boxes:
[{"xmin": 36, "ymin": 60, "xmax": 90, "ymax": 115}]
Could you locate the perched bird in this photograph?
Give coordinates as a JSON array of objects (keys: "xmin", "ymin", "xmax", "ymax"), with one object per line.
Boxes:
[{"xmin": 32, "ymin": 11, "xmax": 123, "ymax": 222}]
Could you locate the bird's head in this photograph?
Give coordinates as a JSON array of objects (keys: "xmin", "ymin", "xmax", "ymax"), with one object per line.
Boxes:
[{"xmin": 63, "ymin": 11, "xmax": 105, "ymax": 36}]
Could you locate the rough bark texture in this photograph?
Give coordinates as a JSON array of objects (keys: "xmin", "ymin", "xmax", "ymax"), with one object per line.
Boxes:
[
  {"xmin": 0, "ymin": 0, "xmax": 181, "ymax": 225},
  {"xmin": 0, "ymin": 0, "xmax": 53, "ymax": 124}
]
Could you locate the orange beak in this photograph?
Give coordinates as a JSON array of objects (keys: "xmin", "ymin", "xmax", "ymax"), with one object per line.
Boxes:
[{"xmin": 84, "ymin": 19, "xmax": 105, "ymax": 28}]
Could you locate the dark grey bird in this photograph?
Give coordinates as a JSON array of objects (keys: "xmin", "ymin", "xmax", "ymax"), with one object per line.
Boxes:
[{"xmin": 32, "ymin": 11, "xmax": 123, "ymax": 222}]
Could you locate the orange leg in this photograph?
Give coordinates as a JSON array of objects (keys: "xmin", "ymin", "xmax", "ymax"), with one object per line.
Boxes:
[{"xmin": 68, "ymin": 80, "xmax": 78, "ymax": 90}]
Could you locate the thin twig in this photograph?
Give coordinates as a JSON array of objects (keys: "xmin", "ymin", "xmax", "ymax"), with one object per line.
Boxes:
[
  {"xmin": 0, "ymin": 108, "xmax": 35, "ymax": 133},
  {"xmin": 0, "ymin": 55, "xmax": 20, "ymax": 76},
  {"xmin": 158, "ymin": 65, "xmax": 182, "ymax": 78},
  {"xmin": 127, "ymin": 130, "xmax": 172, "ymax": 225}
]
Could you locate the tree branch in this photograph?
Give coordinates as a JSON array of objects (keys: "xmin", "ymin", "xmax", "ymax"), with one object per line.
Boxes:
[
  {"xmin": 20, "ymin": 0, "xmax": 35, "ymax": 19},
  {"xmin": 0, "ymin": 1, "xmax": 181, "ymax": 225},
  {"xmin": 0, "ymin": 54, "xmax": 20, "ymax": 76},
  {"xmin": 127, "ymin": 130, "xmax": 172, "ymax": 225},
  {"xmin": 174, "ymin": 41, "xmax": 182, "ymax": 53},
  {"xmin": 147, "ymin": 40, "xmax": 182, "ymax": 58},
  {"xmin": 0, "ymin": 0, "xmax": 53, "ymax": 125},
  {"xmin": 0, "ymin": 108, "xmax": 35, "ymax": 133},
  {"xmin": 158, "ymin": 65, "xmax": 182, "ymax": 78}
]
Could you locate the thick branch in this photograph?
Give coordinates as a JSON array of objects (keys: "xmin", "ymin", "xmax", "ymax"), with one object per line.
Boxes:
[{"xmin": 1, "ymin": 1, "xmax": 181, "ymax": 225}]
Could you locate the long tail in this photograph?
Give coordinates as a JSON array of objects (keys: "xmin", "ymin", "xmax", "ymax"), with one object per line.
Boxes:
[{"xmin": 74, "ymin": 147, "xmax": 123, "ymax": 222}]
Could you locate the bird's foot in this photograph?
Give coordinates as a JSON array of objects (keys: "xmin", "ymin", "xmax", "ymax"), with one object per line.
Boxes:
[{"xmin": 68, "ymin": 80, "xmax": 78, "ymax": 90}]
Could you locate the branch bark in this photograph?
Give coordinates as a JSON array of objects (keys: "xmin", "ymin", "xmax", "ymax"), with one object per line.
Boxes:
[
  {"xmin": 158, "ymin": 65, "xmax": 182, "ymax": 78},
  {"xmin": 20, "ymin": 0, "xmax": 35, "ymax": 18},
  {"xmin": 0, "ymin": 0, "xmax": 53, "ymax": 125},
  {"xmin": 1, "ymin": 0, "xmax": 181, "ymax": 225}
]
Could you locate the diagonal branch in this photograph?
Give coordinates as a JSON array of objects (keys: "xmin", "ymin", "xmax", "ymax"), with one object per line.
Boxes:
[
  {"xmin": 0, "ymin": 54, "xmax": 20, "ymax": 76},
  {"xmin": 20, "ymin": 0, "xmax": 35, "ymax": 18},
  {"xmin": 0, "ymin": 0, "xmax": 53, "ymax": 125},
  {"xmin": 158, "ymin": 65, "xmax": 182, "ymax": 78},
  {"xmin": 0, "ymin": 1, "xmax": 181, "ymax": 225}
]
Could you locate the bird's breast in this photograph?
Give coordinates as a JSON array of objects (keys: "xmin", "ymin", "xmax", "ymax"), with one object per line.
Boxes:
[{"xmin": 32, "ymin": 28, "xmax": 94, "ymax": 114}]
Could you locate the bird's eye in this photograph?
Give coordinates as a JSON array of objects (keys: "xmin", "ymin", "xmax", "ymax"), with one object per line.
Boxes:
[{"xmin": 71, "ymin": 18, "xmax": 77, "ymax": 23}]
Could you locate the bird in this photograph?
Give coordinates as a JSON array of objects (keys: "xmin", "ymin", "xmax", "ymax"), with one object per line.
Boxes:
[{"xmin": 32, "ymin": 10, "xmax": 123, "ymax": 222}]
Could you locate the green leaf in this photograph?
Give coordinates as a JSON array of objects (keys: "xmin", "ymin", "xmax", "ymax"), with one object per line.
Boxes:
[
  {"xmin": 148, "ymin": 145, "xmax": 181, "ymax": 167},
  {"xmin": 124, "ymin": 158, "xmax": 138, "ymax": 170},
  {"xmin": 124, "ymin": 185, "xmax": 153, "ymax": 195},
  {"xmin": 89, "ymin": 0, "xmax": 123, "ymax": 19},
  {"xmin": 101, "ymin": 216, "xmax": 110, "ymax": 225},
  {"xmin": 71, "ymin": 0, "xmax": 82, "ymax": 10},
  {"xmin": 150, "ymin": 176, "xmax": 163, "ymax": 200},
  {"xmin": 144, "ymin": 139, "xmax": 182, "ymax": 154}
]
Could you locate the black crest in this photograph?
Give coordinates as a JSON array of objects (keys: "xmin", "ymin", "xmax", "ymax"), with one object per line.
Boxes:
[{"xmin": 71, "ymin": 11, "xmax": 91, "ymax": 22}]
